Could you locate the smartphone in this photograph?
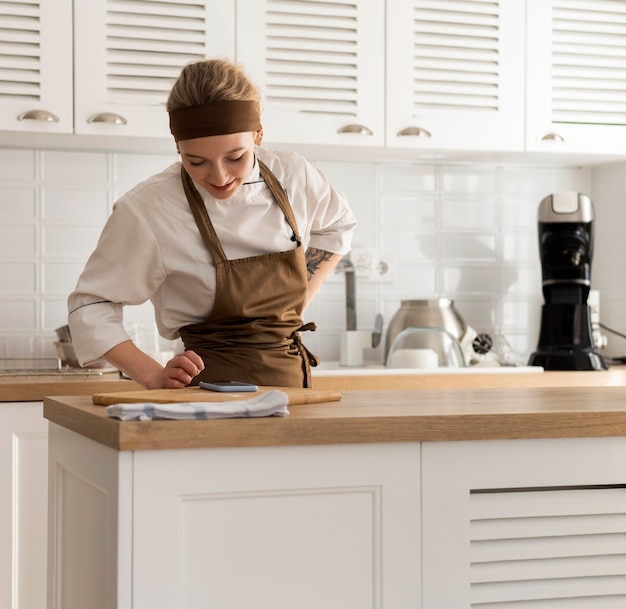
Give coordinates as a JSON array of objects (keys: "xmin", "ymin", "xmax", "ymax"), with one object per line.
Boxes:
[{"xmin": 199, "ymin": 381, "xmax": 259, "ymax": 393}]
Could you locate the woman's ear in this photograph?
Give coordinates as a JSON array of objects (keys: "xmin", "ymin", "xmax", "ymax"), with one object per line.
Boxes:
[{"xmin": 254, "ymin": 128, "xmax": 264, "ymax": 146}]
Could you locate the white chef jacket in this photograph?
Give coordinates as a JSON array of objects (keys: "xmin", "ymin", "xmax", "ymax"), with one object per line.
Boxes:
[{"xmin": 68, "ymin": 147, "xmax": 356, "ymax": 366}]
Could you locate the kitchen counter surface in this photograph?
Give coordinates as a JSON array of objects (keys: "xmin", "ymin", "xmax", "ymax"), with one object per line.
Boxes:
[
  {"xmin": 45, "ymin": 384, "xmax": 626, "ymax": 451},
  {"xmin": 8, "ymin": 366, "xmax": 624, "ymax": 402},
  {"xmin": 0, "ymin": 372, "xmax": 142, "ymax": 402},
  {"xmin": 311, "ymin": 366, "xmax": 626, "ymax": 390}
]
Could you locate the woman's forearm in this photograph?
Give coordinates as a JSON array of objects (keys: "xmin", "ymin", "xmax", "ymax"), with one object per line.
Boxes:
[
  {"xmin": 103, "ymin": 340, "xmax": 165, "ymax": 388},
  {"xmin": 104, "ymin": 340, "xmax": 205, "ymax": 389},
  {"xmin": 304, "ymin": 248, "xmax": 342, "ymax": 311}
]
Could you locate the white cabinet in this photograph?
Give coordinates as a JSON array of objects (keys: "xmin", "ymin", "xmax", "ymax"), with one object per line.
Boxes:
[
  {"xmin": 0, "ymin": 402, "xmax": 48, "ymax": 609},
  {"xmin": 526, "ymin": 0, "xmax": 626, "ymax": 155},
  {"xmin": 48, "ymin": 424, "xmax": 421, "ymax": 609},
  {"xmin": 422, "ymin": 437, "xmax": 626, "ymax": 607},
  {"xmin": 73, "ymin": 0, "xmax": 236, "ymax": 138},
  {"xmin": 0, "ymin": 0, "xmax": 73, "ymax": 133},
  {"xmin": 4, "ymin": 0, "xmax": 626, "ymax": 158},
  {"xmin": 2, "ymin": 0, "xmax": 236, "ymax": 139},
  {"xmin": 386, "ymin": 0, "xmax": 526, "ymax": 152},
  {"xmin": 236, "ymin": 0, "xmax": 385, "ymax": 147}
]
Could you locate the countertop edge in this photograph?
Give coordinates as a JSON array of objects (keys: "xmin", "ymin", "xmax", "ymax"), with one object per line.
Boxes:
[{"xmin": 44, "ymin": 387, "xmax": 626, "ymax": 451}]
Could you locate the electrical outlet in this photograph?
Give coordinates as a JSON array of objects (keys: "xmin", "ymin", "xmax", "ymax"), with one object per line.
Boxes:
[
  {"xmin": 350, "ymin": 248, "xmax": 376, "ymax": 278},
  {"xmin": 328, "ymin": 249, "xmax": 394, "ymax": 282}
]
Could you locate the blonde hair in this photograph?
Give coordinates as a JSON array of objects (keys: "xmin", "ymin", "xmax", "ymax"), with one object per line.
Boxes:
[{"xmin": 166, "ymin": 59, "xmax": 260, "ymax": 112}]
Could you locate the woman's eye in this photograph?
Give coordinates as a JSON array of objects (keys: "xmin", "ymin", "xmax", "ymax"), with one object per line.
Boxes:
[
  {"xmin": 229, "ymin": 155, "xmax": 244, "ymax": 163},
  {"xmin": 189, "ymin": 160, "xmax": 204, "ymax": 166}
]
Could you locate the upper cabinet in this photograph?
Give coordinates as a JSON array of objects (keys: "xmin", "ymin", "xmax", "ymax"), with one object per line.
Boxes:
[
  {"xmin": 236, "ymin": 0, "xmax": 385, "ymax": 147},
  {"xmin": 3, "ymin": 0, "xmax": 626, "ymax": 159},
  {"xmin": 526, "ymin": 0, "xmax": 626, "ymax": 155},
  {"xmin": 73, "ymin": 0, "xmax": 235, "ymax": 138},
  {"xmin": 1, "ymin": 0, "xmax": 235, "ymax": 139},
  {"xmin": 386, "ymin": 0, "xmax": 525, "ymax": 152},
  {"xmin": 0, "ymin": 0, "xmax": 73, "ymax": 133}
]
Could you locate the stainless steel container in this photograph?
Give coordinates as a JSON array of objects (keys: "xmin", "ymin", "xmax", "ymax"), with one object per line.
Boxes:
[{"xmin": 384, "ymin": 299, "xmax": 467, "ymax": 363}]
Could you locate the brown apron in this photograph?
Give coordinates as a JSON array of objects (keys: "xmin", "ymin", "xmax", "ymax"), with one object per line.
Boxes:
[{"xmin": 178, "ymin": 159, "xmax": 318, "ymax": 388}]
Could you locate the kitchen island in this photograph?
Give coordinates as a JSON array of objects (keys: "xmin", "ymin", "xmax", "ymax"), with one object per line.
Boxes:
[
  {"xmin": 0, "ymin": 373, "xmax": 141, "ymax": 609},
  {"xmin": 45, "ymin": 385, "xmax": 626, "ymax": 609}
]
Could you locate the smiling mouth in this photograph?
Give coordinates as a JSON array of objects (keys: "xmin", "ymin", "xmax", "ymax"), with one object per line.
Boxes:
[{"xmin": 210, "ymin": 180, "xmax": 235, "ymax": 191}]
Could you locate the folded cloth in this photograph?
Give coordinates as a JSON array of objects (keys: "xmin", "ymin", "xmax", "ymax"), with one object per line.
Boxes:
[{"xmin": 105, "ymin": 389, "xmax": 289, "ymax": 421}]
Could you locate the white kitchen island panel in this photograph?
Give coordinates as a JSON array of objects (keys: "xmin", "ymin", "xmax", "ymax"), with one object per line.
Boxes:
[
  {"xmin": 422, "ymin": 437, "xmax": 626, "ymax": 608},
  {"xmin": 47, "ymin": 424, "xmax": 132, "ymax": 609},
  {"xmin": 48, "ymin": 423, "xmax": 421, "ymax": 609}
]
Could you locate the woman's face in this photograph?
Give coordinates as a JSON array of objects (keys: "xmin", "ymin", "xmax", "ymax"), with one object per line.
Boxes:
[{"xmin": 178, "ymin": 130, "xmax": 262, "ymax": 200}]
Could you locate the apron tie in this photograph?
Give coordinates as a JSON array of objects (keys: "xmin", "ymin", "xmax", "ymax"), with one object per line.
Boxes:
[{"xmin": 290, "ymin": 322, "xmax": 320, "ymax": 387}]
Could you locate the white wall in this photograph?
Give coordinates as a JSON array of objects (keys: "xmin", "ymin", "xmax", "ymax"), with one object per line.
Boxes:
[
  {"xmin": 0, "ymin": 147, "xmax": 596, "ymax": 365},
  {"xmin": 590, "ymin": 161, "xmax": 626, "ymax": 359}
]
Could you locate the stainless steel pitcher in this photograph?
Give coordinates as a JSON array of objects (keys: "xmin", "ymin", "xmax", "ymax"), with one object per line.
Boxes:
[{"xmin": 384, "ymin": 299, "xmax": 467, "ymax": 363}]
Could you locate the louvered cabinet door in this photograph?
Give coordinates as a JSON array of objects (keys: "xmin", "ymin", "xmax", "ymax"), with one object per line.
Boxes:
[
  {"xmin": 386, "ymin": 0, "xmax": 525, "ymax": 152},
  {"xmin": 527, "ymin": 0, "xmax": 626, "ymax": 155},
  {"xmin": 236, "ymin": 0, "xmax": 385, "ymax": 147},
  {"xmin": 73, "ymin": 0, "xmax": 235, "ymax": 138},
  {"xmin": 422, "ymin": 437, "xmax": 626, "ymax": 608},
  {"xmin": 0, "ymin": 0, "xmax": 73, "ymax": 133}
]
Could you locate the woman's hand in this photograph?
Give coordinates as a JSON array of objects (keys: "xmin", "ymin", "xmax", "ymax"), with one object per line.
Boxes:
[
  {"xmin": 103, "ymin": 340, "xmax": 204, "ymax": 389},
  {"xmin": 159, "ymin": 350, "xmax": 205, "ymax": 389}
]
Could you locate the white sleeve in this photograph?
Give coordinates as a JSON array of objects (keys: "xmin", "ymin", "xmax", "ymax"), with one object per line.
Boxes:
[
  {"xmin": 303, "ymin": 160, "xmax": 357, "ymax": 255},
  {"xmin": 67, "ymin": 201, "xmax": 166, "ymax": 366}
]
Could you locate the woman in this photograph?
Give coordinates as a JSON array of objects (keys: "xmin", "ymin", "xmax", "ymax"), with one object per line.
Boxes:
[{"xmin": 67, "ymin": 59, "xmax": 356, "ymax": 389}]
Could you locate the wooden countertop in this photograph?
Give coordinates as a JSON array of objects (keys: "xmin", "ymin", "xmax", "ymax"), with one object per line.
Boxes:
[
  {"xmin": 311, "ymin": 367, "xmax": 626, "ymax": 391},
  {"xmin": 44, "ymin": 385, "xmax": 626, "ymax": 451},
  {"xmin": 0, "ymin": 373, "xmax": 142, "ymax": 402},
  {"xmin": 8, "ymin": 367, "xmax": 624, "ymax": 402}
]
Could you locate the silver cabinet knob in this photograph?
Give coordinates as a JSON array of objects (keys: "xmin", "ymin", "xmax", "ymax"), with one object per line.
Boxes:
[
  {"xmin": 337, "ymin": 124, "xmax": 373, "ymax": 136},
  {"xmin": 17, "ymin": 109, "xmax": 60, "ymax": 122},
  {"xmin": 87, "ymin": 112, "xmax": 128, "ymax": 125},
  {"xmin": 396, "ymin": 126, "xmax": 432, "ymax": 138},
  {"xmin": 540, "ymin": 132, "xmax": 565, "ymax": 142}
]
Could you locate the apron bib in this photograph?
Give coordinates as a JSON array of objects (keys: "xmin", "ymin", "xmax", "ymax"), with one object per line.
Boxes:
[{"xmin": 178, "ymin": 159, "xmax": 318, "ymax": 388}]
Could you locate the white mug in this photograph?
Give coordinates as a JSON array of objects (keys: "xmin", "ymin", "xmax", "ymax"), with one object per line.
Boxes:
[{"xmin": 388, "ymin": 348, "xmax": 439, "ymax": 369}]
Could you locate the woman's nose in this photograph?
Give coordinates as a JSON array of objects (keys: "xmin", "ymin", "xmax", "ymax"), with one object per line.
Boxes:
[{"xmin": 208, "ymin": 162, "xmax": 228, "ymax": 185}]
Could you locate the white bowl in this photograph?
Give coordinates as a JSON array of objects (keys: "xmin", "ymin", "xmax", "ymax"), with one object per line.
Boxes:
[{"xmin": 386, "ymin": 327, "xmax": 465, "ymax": 368}]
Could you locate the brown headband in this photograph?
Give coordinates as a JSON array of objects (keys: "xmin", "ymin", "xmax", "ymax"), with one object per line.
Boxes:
[{"xmin": 169, "ymin": 100, "xmax": 262, "ymax": 141}]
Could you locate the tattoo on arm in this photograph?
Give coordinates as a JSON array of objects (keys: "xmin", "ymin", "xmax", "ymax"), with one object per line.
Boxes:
[{"xmin": 305, "ymin": 248, "xmax": 333, "ymax": 281}]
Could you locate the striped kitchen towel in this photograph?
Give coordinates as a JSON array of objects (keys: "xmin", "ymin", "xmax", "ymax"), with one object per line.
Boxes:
[{"xmin": 106, "ymin": 389, "xmax": 289, "ymax": 421}]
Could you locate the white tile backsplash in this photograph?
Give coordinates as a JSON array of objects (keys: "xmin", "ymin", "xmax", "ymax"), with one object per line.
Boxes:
[
  {"xmin": 440, "ymin": 166, "xmax": 497, "ymax": 192},
  {"xmin": 0, "ymin": 187, "xmax": 36, "ymax": 216},
  {"xmin": 0, "ymin": 300, "xmax": 36, "ymax": 331},
  {"xmin": 0, "ymin": 149, "xmax": 36, "ymax": 179},
  {"xmin": 441, "ymin": 233, "xmax": 497, "ymax": 261},
  {"xmin": 1, "ymin": 147, "xmax": 608, "ymax": 364},
  {"xmin": 381, "ymin": 196, "xmax": 437, "ymax": 226},
  {"xmin": 0, "ymin": 224, "xmax": 36, "ymax": 255},
  {"xmin": 41, "ymin": 150, "xmax": 109, "ymax": 182},
  {"xmin": 379, "ymin": 163, "xmax": 437, "ymax": 192},
  {"xmin": 440, "ymin": 196, "xmax": 497, "ymax": 229},
  {"xmin": 42, "ymin": 188, "xmax": 109, "ymax": 221}
]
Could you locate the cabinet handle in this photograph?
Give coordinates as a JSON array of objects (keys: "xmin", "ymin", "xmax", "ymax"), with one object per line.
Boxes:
[
  {"xmin": 87, "ymin": 112, "xmax": 128, "ymax": 125},
  {"xmin": 540, "ymin": 132, "xmax": 565, "ymax": 142},
  {"xmin": 17, "ymin": 109, "xmax": 60, "ymax": 123},
  {"xmin": 337, "ymin": 124, "xmax": 373, "ymax": 136},
  {"xmin": 396, "ymin": 126, "xmax": 432, "ymax": 138}
]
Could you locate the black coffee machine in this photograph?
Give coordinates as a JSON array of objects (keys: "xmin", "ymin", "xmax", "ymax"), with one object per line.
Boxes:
[{"xmin": 528, "ymin": 191, "xmax": 606, "ymax": 370}]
